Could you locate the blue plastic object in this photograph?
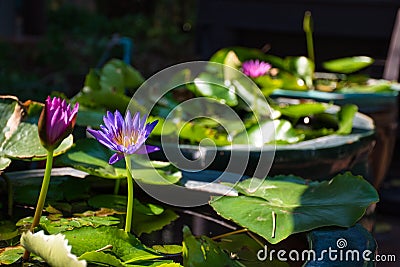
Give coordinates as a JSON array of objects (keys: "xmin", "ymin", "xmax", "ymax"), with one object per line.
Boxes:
[{"xmin": 96, "ymin": 35, "xmax": 133, "ymax": 68}]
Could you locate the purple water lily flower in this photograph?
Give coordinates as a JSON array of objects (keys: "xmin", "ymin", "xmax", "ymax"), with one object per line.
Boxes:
[
  {"xmin": 241, "ymin": 59, "xmax": 272, "ymax": 78},
  {"xmin": 38, "ymin": 96, "xmax": 79, "ymax": 150},
  {"xmin": 87, "ymin": 110, "xmax": 159, "ymax": 165}
]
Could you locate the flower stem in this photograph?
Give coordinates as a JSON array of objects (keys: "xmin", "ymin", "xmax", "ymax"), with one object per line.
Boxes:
[
  {"xmin": 303, "ymin": 11, "xmax": 315, "ymax": 63},
  {"xmin": 124, "ymin": 157, "xmax": 134, "ymax": 233},
  {"xmin": 31, "ymin": 150, "xmax": 54, "ymax": 229},
  {"xmin": 23, "ymin": 149, "xmax": 54, "ymax": 260},
  {"xmin": 113, "ymin": 179, "xmax": 121, "ymax": 195}
]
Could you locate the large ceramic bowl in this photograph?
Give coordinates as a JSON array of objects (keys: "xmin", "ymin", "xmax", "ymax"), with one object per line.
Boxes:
[
  {"xmin": 151, "ymin": 106, "xmax": 375, "ymax": 182},
  {"xmin": 271, "ymin": 88, "xmax": 398, "ymax": 187}
]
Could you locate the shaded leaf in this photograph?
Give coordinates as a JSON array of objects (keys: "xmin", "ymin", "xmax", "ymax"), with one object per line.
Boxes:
[
  {"xmin": 217, "ymin": 233, "xmax": 289, "ymax": 267},
  {"xmin": 41, "ymin": 216, "xmax": 120, "ymax": 234},
  {"xmin": 133, "ymin": 209, "xmax": 179, "ymax": 236},
  {"xmin": 74, "ymin": 207, "xmax": 125, "ymax": 217},
  {"xmin": 182, "ymin": 226, "xmax": 242, "ymax": 267},
  {"xmin": 0, "ymin": 221, "xmax": 19, "ymax": 241},
  {"xmin": 79, "ymin": 251, "xmax": 125, "ymax": 267}
]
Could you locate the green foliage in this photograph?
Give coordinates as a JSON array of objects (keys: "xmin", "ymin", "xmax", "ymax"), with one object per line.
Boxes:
[
  {"xmin": 210, "ymin": 47, "xmax": 398, "ymax": 93},
  {"xmin": 88, "ymin": 195, "xmax": 179, "ymax": 236},
  {"xmin": 64, "ymin": 226, "xmax": 161, "ymax": 263},
  {"xmin": 322, "ymin": 56, "xmax": 375, "ymax": 74},
  {"xmin": 72, "ymin": 59, "xmax": 145, "ymax": 115},
  {"xmin": 0, "ymin": 246, "xmax": 25, "ymax": 265},
  {"xmin": 210, "ymin": 172, "xmax": 379, "ymax": 244},
  {"xmin": 182, "ymin": 226, "xmax": 242, "ymax": 267}
]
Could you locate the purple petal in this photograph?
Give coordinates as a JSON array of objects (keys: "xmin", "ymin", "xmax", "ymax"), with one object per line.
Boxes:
[
  {"xmin": 144, "ymin": 120, "xmax": 158, "ymax": 138},
  {"xmin": 124, "ymin": 110, "xmax": 132, "ymax": 134},
  {"xmin": 132, "ymin": 112, "xmax": 140, "ymax": 131},
  {"xmin": 109, "ymin": 152, "xmax": 125, "ymax": 164},
  {"xmin": 104, "ymin": 111, "xmax": 117, "ymax": 135},
  {"xmin": 114, "ymin": 110, "xmax": 124, "ymax": 132},
  {"xmin": 139, "ymin": 114, "xmax": 147, "ymax": 131},
  {"xmin": 87, "ymin": 128, "xmax": 118, "ymax": 151},
  {"xmin": 135, "ymin": 145, "xmax": 160, "ymax": 154},
  {"xmin": 69, "ymin": 103, "xmax": 79, "ymax": 123}
]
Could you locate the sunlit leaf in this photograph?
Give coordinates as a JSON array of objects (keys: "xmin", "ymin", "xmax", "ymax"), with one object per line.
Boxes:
[
  {"xmin": 322, "ymin": 56, "xmax": 374, "ymax": 74},
  {"xmin": 152, "ymin": 245, "xmax": 182, "ymax": 255},
  {"xmin": 63, "ymin": 226, "xmax": 161, "ymax": 262},
  {"xmin": 88, "ymin": 195, "xmax": 178, "ymax": 236},
  {"xmin": 210, "ymin": 173, "xmax": 379, "ymax": 244},
  {"xmin": 194, "ymin": 72, "xmax": 238, "ymax": 106},
  {"xmin": 0, "ymin": 246, "xmax": 25, "ymax": 265},
  {"xmin": 337, "ymin": 104, "xmax": 358, "ymax": 135},
  {"xmin": 234, "ymin": 119, "xmax": 304, "ymax": 146},
  {"xmin": 273, "ymin": 102, "xmax": 327, "ymax": 119}
]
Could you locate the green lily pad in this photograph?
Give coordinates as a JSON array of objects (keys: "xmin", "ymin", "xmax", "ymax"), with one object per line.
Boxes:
[
  {"xmin": 88, "ymin": 195, "xmax": 179, "ymax": 236},
  {"xmin": 216, "ymin": 233, "xmax": 290, "ymax": 267},
  {"xmin": 152, "ymin": 245, "xmax": 182, "ymax": 255},
  {"xmin": 0, "ymin": 96, "xmax": 74, "ymax": 171},
  {"xmin": 0, "ymin": 221, "xmax": 19, "ymax": 241},
  {"xmin": 337, "ymin": 104, "xmax": 358, "ymax": 135},
  {"xmin": 182, "ymin": 226, "xmax": 242, "ymax": 267},
  {"xmin": 193, "ymin": 72, "xmax": 238, "ymax": 106},
  {"xmin": 0, "ymin": 246, "xmax": 25, "ymax": 265},
  {"xmin": 210, "ymin": 172, "xmax": 379, "ymax": 244},
  {"xmin": 322, "ymin": 56, "xmax": 374, "ymax": 74},
  {"xmin": 72, "ymin": 59, "xmax": 146, "ymax": 114},
  {"xmin": 79, "ymin": 251, "xmax": 126, "ymax": 267},
  {"xmin": 64, "ymin": 226, "xmax": 161, "ymax": 262},
  {"xmin": 273, "ymin": 102, "xmax": 327, "ymax": 119},
  {"xmin": 234, "ymin": 119, "xmax": 304, "ymax": 145},
  {"xmin": 285, "ymin": 56, "xmax": 314, "ymax": 88}
]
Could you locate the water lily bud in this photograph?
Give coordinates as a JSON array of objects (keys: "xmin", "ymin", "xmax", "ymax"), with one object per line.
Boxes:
[{"xmin": 38, "ymin": 96, "xmax": 79, "ymax": 151}]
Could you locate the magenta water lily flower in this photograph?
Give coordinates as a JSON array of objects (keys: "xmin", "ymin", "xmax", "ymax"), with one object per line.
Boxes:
[
  {"xmin": 87, "ymin": 110, "xmax": 159, "ymax": 165},
  {"xmin": 38, "ymin": 96, "xmax": 79, "ymax": 150},
  {"xmin": 241, "ymin": 59, "xmax": 272, "ymax": 78}
]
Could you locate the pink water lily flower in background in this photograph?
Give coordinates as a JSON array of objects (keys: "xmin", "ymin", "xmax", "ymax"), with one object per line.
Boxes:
[
  {"xmin": 87, "ymin": 110, "xmax": 159, "ymax": 165},
  {"xmin": 38, "ymin": 96, "xmax": 79, "ymax": 151},
  {"xmin": 241, "ymin": 59, "xmax": 272, "ymax": 78}
]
